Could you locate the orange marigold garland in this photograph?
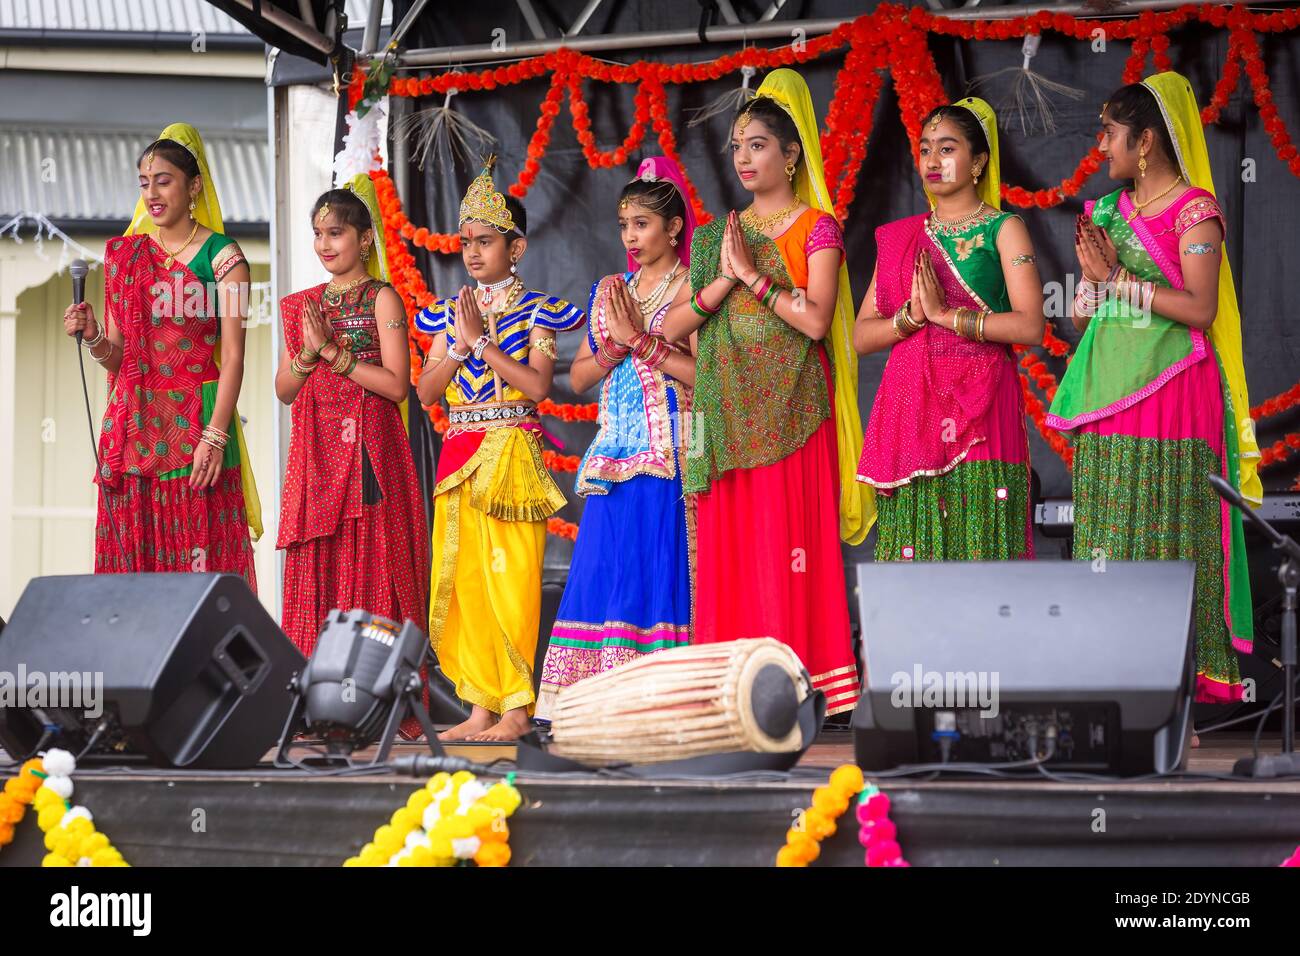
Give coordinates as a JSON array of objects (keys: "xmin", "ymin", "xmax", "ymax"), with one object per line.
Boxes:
[
  {"xmin": 537, "ymin": 399, "xmax": 599, "ymax": 422},
  {"xmin": 776, "ymin": 764, "xmax": 864, "ymax": 867},
  {"xmin": 369, "ymin": 3, "xmax": 1300, "ymax": 228},
  {"xmin": 542, "ymin": 450, "xmax": 581, "ymax": 473},
  {"xmin": 1260, "ymin": 433, "xmax": 1300, "ymax": 469},
  {"xmin": 647, "ymin": 79, "xmax": 712, "ymax": 225},
  {"xmin": 1252, "ymin": 383, "xmax": 1300, "ymax": 472},
  {"xmin": 356, "ymin": 2, "xmax": 1300, "ymax": 483},
  {"xmin": 547, "ymin": 517, "xmax": 580, "ymax": 541},
  {"xmin": 570, "ymin": 75, "xmax": 650, "ymax": 168},
  {"xmin": 1253, "ymin": 383, "xmax": 1300, "ymax": 421},
  {"xmin": 0, "ymin": 758, "xmax": 44, "ymax": 852}
]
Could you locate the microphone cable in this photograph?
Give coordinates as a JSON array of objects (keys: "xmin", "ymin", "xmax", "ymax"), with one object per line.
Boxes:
[{"xmin": 74, "ymin": 319, "xmax": 130, "ymax": 569}]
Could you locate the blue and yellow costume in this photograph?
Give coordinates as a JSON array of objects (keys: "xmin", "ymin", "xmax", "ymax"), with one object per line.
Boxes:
[{"xmin": 414, "ymin": 162, "xmax": 584, "ymax": 716}]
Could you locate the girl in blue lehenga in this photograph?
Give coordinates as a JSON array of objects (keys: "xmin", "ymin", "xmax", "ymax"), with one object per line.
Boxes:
[{"xmin": 536, "ymin": 157, "xmax": 700, "ymax": 719}]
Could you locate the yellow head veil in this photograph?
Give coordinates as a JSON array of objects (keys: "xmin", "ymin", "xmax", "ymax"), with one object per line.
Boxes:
[
  {"xmin": 341, "ymin": 173, "xmax": 389, "ymax": 282},
  {"xmin": 752, "ymin": 68, "xmax": 874, "ymax": 544},
  {"xmin": 126, "ymin": 123, "xmax": 224, "ymax": 236},
  {"xmin": 124, "ymin": 122, "xmax": 262, "ymax": 539},
  {"xmin": 339, "ymin": 172, "xmax": 410, "ymax": 431},
  {"xmin": 1142, "ymin": 71, "xmax": 1261, "ymax": 504},
  {"xmin": 922, "ymin": 96, "xmax": 1002, "ymax": 212}
]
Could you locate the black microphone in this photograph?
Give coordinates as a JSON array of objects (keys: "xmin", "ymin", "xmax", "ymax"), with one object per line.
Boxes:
[
  {"xmin": 391, "ymin": 754, "xmax": 495, "ymax": 777},
  {"xmin": 1208, "ymin": 472, "xmax": 1300, "ymax": 560},
  {"xmin": 70, "ymin": 259, "xmax": 88, "ymax": 344}
]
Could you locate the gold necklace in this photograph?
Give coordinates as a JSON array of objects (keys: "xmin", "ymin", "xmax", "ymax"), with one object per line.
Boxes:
[
  {"xmin": 740, "ymin": 197, "xmax": 801, "ymax": 233},
  {"xmin": 628, "ymin": 262, "xmax": 681, "ymax": 317},
  {"xmin": 322, "ymin": 274, "xmax": 370, "ymax": 307},
  {"xmin": 1126, "ymin": 175, "xmax": 1184, "ymax": 220},
  {"xmin": 155, "ymin": 220, "xmax": 199, "ymax": 269},
  {"xmin": 931, "ymin": 201, "xmax": 987, "ymax": 227}
]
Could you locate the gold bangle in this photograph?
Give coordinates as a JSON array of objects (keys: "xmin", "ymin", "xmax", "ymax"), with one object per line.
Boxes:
[
  {"xmin": 290, "ymin": 355, "xmax": 317, "ymax": 378},
  {"xmin": 894, "ymin": 302, "xmax": 922, "ymax": 333},
  {"xmin": 331, "ymin": 345, "xmax": 353, "ymax": 374},
  {"xmin": 954, "ymin": 308, "xmax": 974, "ymax": 340}
]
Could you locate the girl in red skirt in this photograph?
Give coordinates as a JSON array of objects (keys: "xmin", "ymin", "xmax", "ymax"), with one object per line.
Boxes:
[
  {"xmin": 64, "ymin": 122, "xmax": 261, "ymax": 587},
  {"xmin": 275, "ymin": 175, "xmax": 430, "ymax": 658}
]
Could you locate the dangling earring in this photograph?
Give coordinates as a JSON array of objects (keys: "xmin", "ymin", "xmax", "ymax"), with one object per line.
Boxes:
[
  {"xmin": 361, "ymin": 243, "xmax": 370, "ymax": 262},
  {"xmin": 784, "ymin": 160, "xmax": 797, "ymax": 181},
  {"xmin": 188, "ymin": 198, "xmax": 197, "ymax": 221},
  {"xmin": 1138, "ymin": 151, "xmax": 1147, "ymax": 179},
  {"xmin": 971, "ymin": 164, "xmax": 981, "ymax": 183},
  {"xmin": 510, "ymin": 257, "xmax": 518, "ymax": 275}
]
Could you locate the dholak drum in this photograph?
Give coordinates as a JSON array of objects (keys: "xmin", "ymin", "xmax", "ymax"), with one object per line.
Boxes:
[{"xmin": 548, "ymin": 638, "xmax": 811, "ymax": 766}]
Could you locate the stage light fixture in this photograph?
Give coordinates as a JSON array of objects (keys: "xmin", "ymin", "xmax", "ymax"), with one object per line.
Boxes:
[{"xmin": 274, "ymin": 610, "xmax": 444, "ymax": 767}]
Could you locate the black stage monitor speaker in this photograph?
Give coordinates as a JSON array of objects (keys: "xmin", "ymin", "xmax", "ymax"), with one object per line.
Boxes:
[
  {"xmin": 0, "ymin": 573, "xmax": 305, "ymax": 769},
  {"xmin": 852, "ymin": 561, "xmax": 1196, "ymax": 776}
]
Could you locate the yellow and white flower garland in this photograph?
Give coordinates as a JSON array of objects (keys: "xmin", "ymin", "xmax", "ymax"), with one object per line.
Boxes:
[
  {"xmin": 345, "ymin": 770, "xmax": 522, "ymax": 867},
  {"xmin": 0, "ymin": 749, "xmax": 128, "ymax": 866}
]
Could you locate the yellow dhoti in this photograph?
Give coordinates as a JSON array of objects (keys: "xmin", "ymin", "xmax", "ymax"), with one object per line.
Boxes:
[{"xmin": 429, "ymin": 422, "xmax": 566, "ymax": 716}]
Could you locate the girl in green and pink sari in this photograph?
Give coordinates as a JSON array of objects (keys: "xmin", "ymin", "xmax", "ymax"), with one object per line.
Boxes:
[
  {"xmin": 1047, "ymin": 72, "xmax": 1260, "ymax": 705},
  {"xmin": 855, "ymin": 97, "xmax": 1045, "ymax": 562}
]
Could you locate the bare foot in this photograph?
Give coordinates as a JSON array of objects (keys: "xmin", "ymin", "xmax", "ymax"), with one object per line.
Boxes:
[
  {"xmin": 438, "ymin": 706, "xmax": 495, "ymax": 741},
  {"xmin": 1191, "ymin": 734, "xmax": 1200, "ymax": 749},
  {"xmin": 468, "ymin": 707, "xmax": 531, "ymax": 741}
]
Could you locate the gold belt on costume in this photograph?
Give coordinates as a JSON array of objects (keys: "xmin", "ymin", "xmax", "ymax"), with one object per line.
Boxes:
[{"xmin": 446, "ymin": 399, "xmax": 539, "ymax": 437}]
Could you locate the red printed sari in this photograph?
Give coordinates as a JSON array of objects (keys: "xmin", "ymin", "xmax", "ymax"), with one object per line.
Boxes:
[
  {"xmin": 94, "ymin": 233, "xmax": 256, "ymax": 587},
  {"xmin": 277, "ymin": 281, "xmax": 430, "ymax": 658}
]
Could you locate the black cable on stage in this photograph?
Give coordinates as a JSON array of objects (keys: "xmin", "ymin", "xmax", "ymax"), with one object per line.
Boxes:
[
  {"xmin": 75, "ymin": 335, "xmax": 129, "ymax": 568},
  {"xmin": 1196, "ymin": 662, "xmax": 1291, "ymax": 737},
  {"xmin": 24, "ymin": 729, "xmax": 55, "ymax": 763},
  {"xmin": 1250, "ymin": 676, "xmax": 1300, "ymax": 760},
  {"xmin": 75, "ymin": 721, "xmax": 110, "ymax": 763}
]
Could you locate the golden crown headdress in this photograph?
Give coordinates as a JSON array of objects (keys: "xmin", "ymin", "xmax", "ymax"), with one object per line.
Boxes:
[{"xmin": 459, "ymin": 154, "xmax": 516, "ymax": 234}]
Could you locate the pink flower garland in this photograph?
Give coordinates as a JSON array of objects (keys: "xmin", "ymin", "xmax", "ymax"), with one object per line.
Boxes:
[{"xmin": 857, "ymin": 783, "xmax": 910, "ymax": 867}]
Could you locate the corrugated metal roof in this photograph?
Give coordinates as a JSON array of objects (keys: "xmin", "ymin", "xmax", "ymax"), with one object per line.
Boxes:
[
  {"xmin": 0, "ymin": 127, "xmax": 269, "ymax": 225},
  {"xmin": 0, "ymin": 0, "xmax": 247, "ymax": 33},
  {"xmin": 0, "ymin": 0, "xmax": 387, "ymax": 33}
]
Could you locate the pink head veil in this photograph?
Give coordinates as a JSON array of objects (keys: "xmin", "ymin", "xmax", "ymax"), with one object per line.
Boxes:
[{"xmin": 624, "ymin": 155, "xmax": 697, "ymax": 273}]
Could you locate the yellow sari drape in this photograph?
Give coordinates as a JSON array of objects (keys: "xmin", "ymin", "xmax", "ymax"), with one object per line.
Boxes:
[
  {"xmin": 1142, "ymin": 72, "xmax": 1261, "ymax": 504},
  {"xmin": 341, "ymin": 171, "xmax": 410, "ymax": 432},
  {"xmin": 754, "ymin": 69, "xmax": 875, "ymax": 544}
]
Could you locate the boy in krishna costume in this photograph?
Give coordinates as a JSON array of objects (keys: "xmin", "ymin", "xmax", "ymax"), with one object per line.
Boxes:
[{"xmin": 415, "ymin": 158, "xmax": 585, "ymax": 740}]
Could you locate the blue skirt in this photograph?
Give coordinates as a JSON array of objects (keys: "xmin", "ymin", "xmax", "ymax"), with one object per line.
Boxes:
[{"xmin": 537, "ymin": 457, "xmax": 693, "ymax": 719}]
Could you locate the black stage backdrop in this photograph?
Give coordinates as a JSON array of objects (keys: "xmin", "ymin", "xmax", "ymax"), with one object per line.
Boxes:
[{"xmin": 393, "ymin": 0, "xmax": 1300, "ymax": 573}]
